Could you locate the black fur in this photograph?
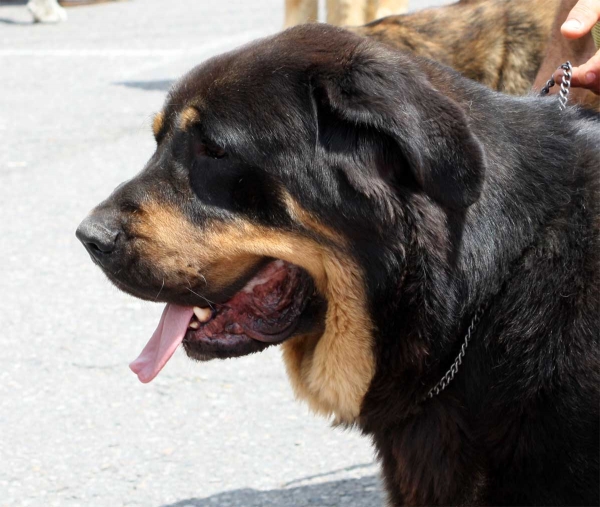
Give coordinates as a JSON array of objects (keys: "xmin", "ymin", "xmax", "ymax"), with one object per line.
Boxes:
[{"xmin": 78, "ymin": 25, "xmax": 600, "ymax": 506}]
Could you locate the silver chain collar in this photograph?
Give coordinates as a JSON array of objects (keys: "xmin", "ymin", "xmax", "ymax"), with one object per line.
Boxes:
[
  {"xmin": 425, "ymin": 304, "xmax": 487, "ymax": 400},
  {"xmin": 540, "ymin": 61, "xmax": 573, "ymax": 111}
]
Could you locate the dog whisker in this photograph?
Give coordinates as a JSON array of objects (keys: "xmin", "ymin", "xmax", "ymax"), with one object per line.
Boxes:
[
  {"xmin": 154, "ymin": 278, "xmax": 165, "ymax": 301},
  {"xmin": 186, "ymin": 284, "xmax": 215, "ymax": 310}
]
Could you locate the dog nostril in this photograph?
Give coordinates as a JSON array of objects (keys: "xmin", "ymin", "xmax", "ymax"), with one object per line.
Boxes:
[
  {"xmin": 76, "ymin": 217, "xmax": 120, "ymax": 255},
  {"xmin": 86, "ymin": 237, "xmax": 115, "ymax": 254}
]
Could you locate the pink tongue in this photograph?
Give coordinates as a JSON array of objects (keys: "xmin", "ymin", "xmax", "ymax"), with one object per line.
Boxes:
[{"xmin": 129, "ymin": 304, "xmax": 194, "ymax": 383}]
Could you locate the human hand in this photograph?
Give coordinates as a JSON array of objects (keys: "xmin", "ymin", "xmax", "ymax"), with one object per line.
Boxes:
[{"xmin": 560, "ymin": 0, "xmax": 600, "ymax": 92}]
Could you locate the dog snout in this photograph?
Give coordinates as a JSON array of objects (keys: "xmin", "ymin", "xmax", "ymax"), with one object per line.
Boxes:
[{"xmin": 76, "ymin": 214, "xmax": 121, "ymax": 258}]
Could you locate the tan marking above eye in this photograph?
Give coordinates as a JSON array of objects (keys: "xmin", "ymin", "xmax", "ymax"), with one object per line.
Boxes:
[
  {"xmin": 178, "ymin": 106, "xmax": 201, "ymax": 132},
  {"xmin": 152, "ymin": 111, "xmax": 165, "ymax": 139},
  {"xmin": 130, "ymin": 195, "xmax": 375, "ymax": 424}
]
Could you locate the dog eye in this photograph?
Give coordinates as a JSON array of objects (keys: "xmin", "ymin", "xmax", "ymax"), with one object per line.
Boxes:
[{"xmin": 194, "ymin": 140, "xmax": 227, "ymax": 160}]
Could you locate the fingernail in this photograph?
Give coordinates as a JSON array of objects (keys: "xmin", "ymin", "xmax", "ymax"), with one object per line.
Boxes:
[
  {"xmin": 562, "ymin": 19, "xmax": 582, "ymax": 31},
  {"xmin": 585, "ymin": 72, "xmax": 597, "ymax": 84}
]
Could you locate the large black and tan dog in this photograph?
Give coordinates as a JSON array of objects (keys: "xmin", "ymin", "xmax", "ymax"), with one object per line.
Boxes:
[{"xmin": 76, "ymin": 25, "xmax": 599, "ymax": 506}]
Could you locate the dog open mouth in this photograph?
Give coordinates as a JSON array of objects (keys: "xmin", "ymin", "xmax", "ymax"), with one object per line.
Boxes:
[{"xmin": 129, "ymin": 260, "xmax": 314, "ymax": 383}]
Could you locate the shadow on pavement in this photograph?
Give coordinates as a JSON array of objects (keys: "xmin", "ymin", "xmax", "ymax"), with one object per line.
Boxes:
[
  {"xmin": 162, "ymin": 475, "xmax": 383, "ymax": 507},
  {"xmin": 0, "ymin": 17, "xmax": 31, "ymax": 24},
  {"xmin": 0, "ymin": 0, "xmax": 32, "ymax": 24},
  {"xmin": 116, "ymin": 79, "xmax": 174, "ymax": 92}
]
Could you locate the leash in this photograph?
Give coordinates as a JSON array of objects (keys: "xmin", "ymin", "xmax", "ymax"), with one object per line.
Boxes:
[
  {"xmin": 540, "ymin": 61, "xmax": 573, "ymax": 111},
  {"xmin": 540, "ymin": 22, "xmax": 600, "ymax": 108}
]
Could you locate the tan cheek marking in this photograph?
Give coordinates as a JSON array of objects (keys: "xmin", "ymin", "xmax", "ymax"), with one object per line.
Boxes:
[
  {"xmin": 152, "ymin": 111, "xmax": 165, "ymax": 139},
  {"xmin": 178, "ymin": 106, "xmax": 200, "ymax": 131},
  {"xmin": 132, "ymin": 200, "xmax": 375, "ymax": 424},
  {"xmin": 280, "ymin": 194, "xmax": 375, "ymax": 423},
  {"xmin": 133, "ymin": 206, "xmax": 270, "ymax": 291}
]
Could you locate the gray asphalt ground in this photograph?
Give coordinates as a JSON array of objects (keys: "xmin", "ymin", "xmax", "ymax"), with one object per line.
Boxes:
[{"xmin": 0, "ymin": 1, "xmax": 449, "ymax": 505}]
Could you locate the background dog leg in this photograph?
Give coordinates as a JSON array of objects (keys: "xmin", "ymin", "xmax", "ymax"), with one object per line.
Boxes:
[
  {"xmin": 367, "ymin": 0, "xmax": 409, "ymax": 21},
  {"xmin": 285, "ymin": 0, "xmax": 318, "ymax": 28},
  {"xmin": 327, "ymin": 0, "xmax": 368, "ymax": 26}
]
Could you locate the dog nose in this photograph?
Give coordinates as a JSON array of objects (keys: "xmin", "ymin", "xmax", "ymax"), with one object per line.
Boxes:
[{"xmin": 76, "ymin": 216, "xmax": 120, "ymax": 256}]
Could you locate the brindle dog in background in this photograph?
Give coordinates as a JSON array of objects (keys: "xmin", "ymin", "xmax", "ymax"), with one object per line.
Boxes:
[
  {"xmin": 353, "ymin": 0, "xmax": 559, "ymax": 95},
  {"xmin": 287, "ymin": 0, "xmax": 559, "ymax": 96},
  {"xmin": 77, "ymin": 24, "xmax": 599, "ymax": 506},
  {"xmin": 289, "ymin": 0, "xmax": 598, "ymax": 107}
]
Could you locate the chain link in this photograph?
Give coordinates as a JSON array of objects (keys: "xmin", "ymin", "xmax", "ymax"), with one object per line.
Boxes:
[
  {"xmin": 425, "ymin": 305, "xmax": 487, "ymax": 400},
  {"xmin": 558, "ymin": 62, "xmax": 572, "ymax": 111},
  {"xmin": 540, "ymin": 61, "xmax": 572, "ymax": 111}
]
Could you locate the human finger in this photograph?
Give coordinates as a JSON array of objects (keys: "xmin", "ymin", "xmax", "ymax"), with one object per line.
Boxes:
[
  {"xmin": 571, "ymin": 51, "xmax": 600, "ymax": 92},
  {"xmin": 561, "ymin": 0, "xmax": 600, "ymax": 39}
]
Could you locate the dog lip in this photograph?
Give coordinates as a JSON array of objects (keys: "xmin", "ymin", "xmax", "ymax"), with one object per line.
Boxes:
[
  {"xmin": 182, "ymin": 331, "xmax": 271, "ymax": 361},
  {"xmin": 183, "ymin": 307, "xmax": 301, "ymax": 344},
  {"xmin": 181, "ymin": 260, "xmax": 314, "ymax": 358}
]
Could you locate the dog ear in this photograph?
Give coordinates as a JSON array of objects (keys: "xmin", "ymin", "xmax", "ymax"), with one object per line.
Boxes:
[{"xmin": 312, "ymin": 47, "xmax": 486, "ymax": 209}]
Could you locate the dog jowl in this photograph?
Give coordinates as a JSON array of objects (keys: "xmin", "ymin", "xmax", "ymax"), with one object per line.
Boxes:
[{"xmin": 77, "ymin": 25, "xmax": 599, "ymax": 506}]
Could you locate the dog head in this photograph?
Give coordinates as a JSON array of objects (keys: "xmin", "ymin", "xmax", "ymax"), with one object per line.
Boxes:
[{"xmin": 76, "ymin": 25, "xmax": 486, "ymax": 422}]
